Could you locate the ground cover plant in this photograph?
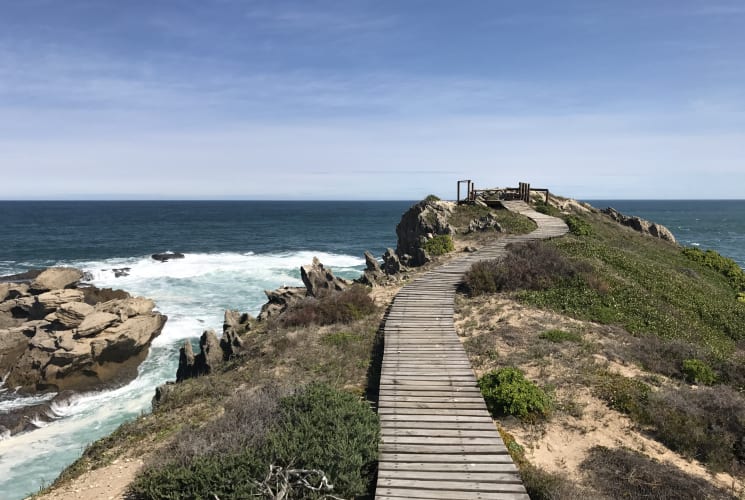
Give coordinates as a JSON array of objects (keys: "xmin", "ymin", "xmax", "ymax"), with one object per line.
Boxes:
[
  {"xmin": 130, "ymin": 383, "xmax": 379, "ymax": 499},
  {"xmin": 422, "ymin": 233, "xmax": 454, "ymax": 256}
]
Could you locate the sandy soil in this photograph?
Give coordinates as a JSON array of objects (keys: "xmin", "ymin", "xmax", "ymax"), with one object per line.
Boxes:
[
  {"xmin": 34, "ymin": 458, "xmax": 143, "ymax": 500},
  {"xmin": 455, "ymin": 295, "xmax": 745, "ymax": 495}
]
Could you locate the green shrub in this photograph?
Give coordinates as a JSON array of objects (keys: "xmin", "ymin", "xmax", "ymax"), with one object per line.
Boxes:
[
  {"xmin": 422, "ymin": 234, "xmax": 454, "ymax": 256},
  {"xmin": 281, "ymin": 285, "xmax": 377, "ymax": 327},
  {"xmin": 681, "ymin": 358, "xmax": 717, "ymax": 385},
  {"xmin": 539, "ymin": 329, "xmax": 582, "ymax": 343},
  {"xmin": 682, "ymin": 247, "xmax": 745, "ymax": 292},
  {"xmin": 533, "ymin": 200, "xmax": 561, "ymax": 217},
  {"xmin": 130, "ymin": 384, "xmax": 379, "ymax": 499},
  {"xmin": 478, "ymin": 367, "xmax": 552, "ymax": 421},
  {"xmin": 424, "ymin": 194, "xmax": 441, "ymax": 202},
  {"xmin": 464, "ymin": 241, "xmax": 587, "ymax": 295},
  {"xmin": 593, "ymin": 372, "xmax": 650, "ymax": 419},
  {"xmin": 565, "ymin": 215, "xmax": 593, "ymax": 236}
]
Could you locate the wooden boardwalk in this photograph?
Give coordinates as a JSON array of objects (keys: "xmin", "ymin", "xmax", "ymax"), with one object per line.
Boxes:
[{"xmin": 375, "ymin": 201, "xmax": 568, "ymax": 500}]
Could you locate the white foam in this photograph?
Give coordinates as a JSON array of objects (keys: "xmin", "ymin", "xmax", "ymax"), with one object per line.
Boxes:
[{"xmin": 1, "ymin": 249, "xmax": 364, "ymax": 500}]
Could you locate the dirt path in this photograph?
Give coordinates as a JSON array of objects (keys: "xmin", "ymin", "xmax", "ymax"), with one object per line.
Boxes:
[{"xmin": 33, "ymin": 458, "xmax": 143, "ymax": 500}]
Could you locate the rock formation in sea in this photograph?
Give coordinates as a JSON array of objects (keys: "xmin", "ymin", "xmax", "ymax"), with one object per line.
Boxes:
[
  {"xmin": 0, "ymin": 267, "xmax": 167, "ymax": 395},
  {"xmin": 602, "ymin": 207, "xmax": 677, "ymax": 243}
]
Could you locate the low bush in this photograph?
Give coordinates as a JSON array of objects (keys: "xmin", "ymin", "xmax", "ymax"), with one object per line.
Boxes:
[
  {"xmin": 681, "ymin": 358, "xmax": 717, "ymax": 385},
  {"xmin": 130, "ymin": 383, "xmax": 379, "ymax": 499},
  {"xmin": 644, "ymin": 385, "xmax": 745, "ymax": 473},
  {"xmin": 281, "ymin": 285, "xmax": 377, "ymax": 327},
  {"xmin": 464, "ymin": 241, "xmax": 586, "ymax": 295},
  {"xmin": 533, "ymin": 200, "xmax": 561, "ymax": 217},
  {"xmin": 581, "ymin": 446, "xmax": 738, "ymax": 499},
  {"xmin": 422, "ymin": 234, "xmax": 454, "ymax": 256},
  {"xmin": 592, "ymin": 372, "xmax": 650, "ymax": 419},
  {"xmin": 682, "ymin": 247, "xmax": 745, "ymax": 292},
  {"xmin": 539, "ymin": 329, "xmax": 582, "ymax": 343},
  {"xmin": 423, "ymin": 194, "xmax": 441, "ymax": 202},
  {"xmin": 564, "ymin": 215, "xmax": 593, "ymax": 236},
  {"xmin": 478, "ymin": 367, "xmax": 552, "ymax": 421}
]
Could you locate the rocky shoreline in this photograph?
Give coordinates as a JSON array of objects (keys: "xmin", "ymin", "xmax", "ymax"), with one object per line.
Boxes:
[{"xmin": 0, "ymin": 267, "xmax": 166, "ymax": 437}]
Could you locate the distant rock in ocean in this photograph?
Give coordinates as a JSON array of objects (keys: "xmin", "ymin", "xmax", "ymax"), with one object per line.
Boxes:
[{"xmin": 151, "ymin": 252, "xmax": 185, "ymax": 262}]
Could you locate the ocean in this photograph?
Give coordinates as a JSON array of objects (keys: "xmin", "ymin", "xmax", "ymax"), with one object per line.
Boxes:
[{"xmin": 0, "ymin": 199, "xmax": 743, "ymax": 499}]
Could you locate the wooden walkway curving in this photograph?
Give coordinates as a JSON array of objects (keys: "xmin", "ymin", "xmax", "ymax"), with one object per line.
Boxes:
[{"xmin": 375, "ymin": 201, "xmax": 568, "ymax": 500}]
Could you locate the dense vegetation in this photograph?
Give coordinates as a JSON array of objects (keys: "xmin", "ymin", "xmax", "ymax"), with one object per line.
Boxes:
[
  {"xmin": 478, "ymin": 367, "xmax": 553, "ymax": 422},
  {"xmin": 130, "ymin": 384, "xmax": 379, "ymax": 499},
  {"xmin": 422, "ymin": 233, "xmax": 454, "ymax": 256}
]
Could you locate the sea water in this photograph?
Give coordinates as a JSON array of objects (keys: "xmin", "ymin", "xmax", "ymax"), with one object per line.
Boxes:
[
  {"xmin": 0, "ymin": 199, "xmax": 743, "ymax": 499},
  {"xmin": 0, "ymin": 201, "xmax": 410, "ymax": 499}
]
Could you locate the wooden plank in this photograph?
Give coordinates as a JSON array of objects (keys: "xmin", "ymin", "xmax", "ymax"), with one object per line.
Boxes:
[
  {"xmin": 375, "ymin": 489, "xmax": 529, "ymax": 500},
  {"xmin": 377, "ymin": 462, "xmax": 517, "ymax": 473},
  {"xmin": 379, "ymin": 453, "xmax": 513, "ymax": 463},
  {"xmin": 380, "ymin": 428, "xmax": 494, "ymax": 437},
  {"xmin": 381, "ymin": 436, "xmax": 503, "ymax": 446}
]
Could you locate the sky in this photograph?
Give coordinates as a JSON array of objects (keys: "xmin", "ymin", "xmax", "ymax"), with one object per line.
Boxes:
[{"xmin": 0, "ymin": 0, "xmax": 743, "ymax": 200}]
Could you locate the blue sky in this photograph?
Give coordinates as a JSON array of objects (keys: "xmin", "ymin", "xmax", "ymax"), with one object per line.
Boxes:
[{"xmin": 1, "ymin": 1, "xmax": 743, "ymax": 199}]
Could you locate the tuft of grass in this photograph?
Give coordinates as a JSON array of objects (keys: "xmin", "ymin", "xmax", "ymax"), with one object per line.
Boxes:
[
  {"xmin": 533, "ymin": 200, "xmax": 561, "ymax": 217},
  {"xmin": 422, "ymin": 234, "xmax": 454, "ymax": 256},
  {"xmin": 539, "ymin": 329, "xmax": 582, "ymax": 343},
  {"xmin": 478, "ymin": 367, "xmax": 553, "ymax": 422}
]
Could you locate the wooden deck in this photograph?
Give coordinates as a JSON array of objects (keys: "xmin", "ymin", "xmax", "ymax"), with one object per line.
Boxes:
[{"xmin": 375, "ymin": 201, "xmax": 568, "ymax": 500}]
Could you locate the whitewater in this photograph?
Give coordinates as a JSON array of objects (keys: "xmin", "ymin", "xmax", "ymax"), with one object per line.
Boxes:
[{"xmin": 0, "ymin": 250, "xmax": 364, "ymax": 499}]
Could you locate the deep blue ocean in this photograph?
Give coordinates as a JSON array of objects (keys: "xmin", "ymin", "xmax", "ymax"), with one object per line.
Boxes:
[{"xmin": 0, "ymin": 199, "xmax": 743, "ymax": 499}]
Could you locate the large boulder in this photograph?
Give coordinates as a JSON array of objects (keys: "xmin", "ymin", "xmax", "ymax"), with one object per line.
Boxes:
[
  {"xmin": 382, "ymin": 248, "xmax": 402, "ymax": 275},
  {"xmin": 602, "ymin": 208, "xmax": 677, "ymax": 244},
  {"xmin": 151, "ymin": 252, "xmax": 185, "ymax": 262},
  {"xmin": 175, "ymin": 329, "xmax": 222, "ymax": 382},
  {"xmin": 1, "ymin": 281, "xmax": 166, "ymax": 393},
  {"xmin": 395, "ymin": 200, "xmax": 455, "ymax": 267},
  {"xmin": 29, "ymin": 267, "xmax": 84, "ymax": 294}
]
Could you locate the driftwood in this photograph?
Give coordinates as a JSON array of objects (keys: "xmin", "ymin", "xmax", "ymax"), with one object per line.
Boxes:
[{"xmin": 246, "ymin": 464, "xmax": 345, "ymax": 500}]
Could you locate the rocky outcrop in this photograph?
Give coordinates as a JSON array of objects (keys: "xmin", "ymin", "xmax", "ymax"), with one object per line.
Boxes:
[
  {"xmin": 0, "ymin": 269, "xmax": 167, "ymax": 395},
  {"xmin": 383, "ymin": 248, "xmax": 402, "ymax": 275},
  {"xmin": 301, "ymin": 257, "xmax": 351, "ymax": 297},
  {"xmin": 467, "ymin": 213, "xmax": 503, "ymax": 233},
  {"xmin": 151, "ymin": 252, "xmax": 185, "ymax": 262},
  {"xmin": 602, "ymin": 208, "xmax": 677, "ymax": 244},
  {"xmin": 396, "ymin": 200, "xmax": 455, "ymax": 266},
  {"xmin": 257, "ymin": 286, "xmax": 306, "ymax": 321}
]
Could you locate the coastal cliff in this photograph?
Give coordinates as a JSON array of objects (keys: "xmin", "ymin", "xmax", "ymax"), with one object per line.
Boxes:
[{"xmin": 30, "ymin": 195, "xmax": 745, "ymax": 500}]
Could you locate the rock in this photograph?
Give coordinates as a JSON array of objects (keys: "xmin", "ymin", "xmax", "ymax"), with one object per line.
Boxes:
[
  {"xmin": 463, "ymin": 246, "xmax": 478, "ymax": 253},
  {"xmin": 364, "ymin": 251, "xmax": 382, "ymax": 274},
  {"xmin": 36, "ymin": 289, "xmax": 85, "ymax": 316},
  {"xmin": 602, "ymin": 208, "xmax": 677, "ymax": 244},
  {"xmin": 112, "ymin": 268, "xmax": 130, "ymax": 278},
  {"xmin": 0, "ymin": 269, "xmax": 43, "ymax": 283},
  {"xmin": 395, "ymin": 199, "xmax": 455, "ymax": 267},
  {"xmin": 55, "ymin": 331, "xmax": 77, "ymax": 351},
  {"xmin": 175, "ymin": 330, "xmax": 223, "ymax": 382},
  {"xmin": 220, "ymin": 328, "xmax": 244, "ymax": 360},
  {"xmin": 0, "ymin": 327, "xmax": 30, "ymax": 375},
  {"xmin": 76, "ymin": 311, "xmax": 119, "ymax": 337},
  {"xmin": 223, "ymin": 309, "xmax": 253, "ymax": 335},
  {"xmin": 29, "ymin": 267, "xmax": 84, "ymax": 294},
  {"xmin": 90, "ymin": 314, "xmax": 166, "ymax": 363},
  {"xmin": 96, "ymin": 297, "xmax": 155, "ymax": 319},
  {"xmin": 467, "ymin": 213, "xmax": 503, "ymax": 233},
  {"xmin": 56, "ymin": 302, "xmax": 95, "ymax": 329},
  {"xmin": 176, "ymin": 340, "xmax": 196, "ymax": 382},
  {"xmin": 0, "ymin": 283, "xmax": 9, "ymax": 302},
  {"xmin": 382, "ymin": 248, "xmax": 401, "ymax": 275},
  {"xmin": 153, "ymin": 382, "xmax": 175, "ymax": 407},
  {"xmin": 258, "ymin": 286, "xmax": 306, "ymax": 321},
  {"xmin": 151, "ymin": 252, "xmax": 185, "ymax": 262},
  {"xmin": 300, "ymin": 257, "xmax": 350, "ymax": 297}
]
